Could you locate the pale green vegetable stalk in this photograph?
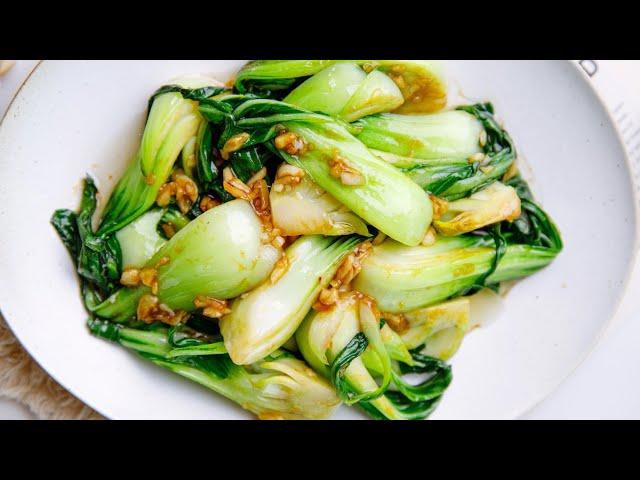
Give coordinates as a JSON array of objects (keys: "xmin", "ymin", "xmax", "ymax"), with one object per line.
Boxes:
[
  {"xmin": 270, "ymin": 163, "xmax": 370, "ymax": 236},
  {"xmin": 399, "ymin": 298, "xmax": 471, "ymax": 359},
  {"xmin": 97, "ymin": 76, "xmax": 225, "ymax": 237},
  {"xmin": 181, "ymin": 136, "xmax": 197, "ymax": 178},
  {"xmin": 234, "ymin": 60, "xmax": 447, "ymax": 114},
  {"xmin": 371, "ymin": 60, "xmax": 447, "ymax": 114},
  {"xmin": 296, "ymin": 295, "xmax": 398, "ymax": 417},
  {"xmin": 218, "ymin": 98, "xmax": 433, "ymax": 245},
  {"xmin": 283, "ymin": 63, "xmax": 368, "ymax": 116},
  {"xmin": 115, "ymin": 209, "xmax": 166, "ymax": 269},
  {"xmin": 354, "ymin": 103, "xmax": 516, "ymax": 201},
  {"xmin": 89, "ymin": 318, "xmax": 340, "ymax": 419},
  {"xmin": 356, "ymin": 110, "xmax": 483, "ymax": 160},
  {"xmin": 433, "ymin": 182, "xmax": 521, "ymax": 236},
  {"xmin": 219, "ymin": 234, "xmax": 362, "ymax": 365},
  {"xmin": 277, "ymin": 119, "xmax": 433, "ymax": 246},
  {"xmin": 353, "ymin": 236, "xmax": 560, "ymax": 313},
  {"xmin": 339, "ymin": 70, "xmax": 404, "ymax": 122},
  {"xmin": 296, "ymin": 294, "xmax": 450, "ymax": 420},
  {"xmin": 283, "ymin": 63, "xmax": 404, "ymax": 122},
  {"xmin": 98, "ymin": 95, "xmax": 202, "ymax": 236},
  {"xmin": 94, "ymin": 200, "xmax": 280, "ymax": 321}
]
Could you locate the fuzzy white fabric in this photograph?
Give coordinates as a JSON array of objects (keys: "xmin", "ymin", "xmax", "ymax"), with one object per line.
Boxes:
[{"xmin": 0, "ymin": 315, "xmax": 102, "ymax": 420}]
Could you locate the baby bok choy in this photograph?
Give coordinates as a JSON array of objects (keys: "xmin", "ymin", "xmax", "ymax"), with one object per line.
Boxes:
[
  {"xmin": 353, "ymin": 176, "xmax": 563, "ymax": 313},
  {"xmin": 93, "ymin": 199, "xmax": 280, "ymax": 323},
  {"xmin": 296, "ymin": 293, "xmax": 452, "ymax": 420},
  {"xmin": 98, "ymin": 80, "xmax": 227, "ymax": 236},
  {"xmin": 353, "ymin": 235, "xmax": 559, "ymax": 313},
  {"xmin": 220, "ymin": 235, "xmax": 362, "ymax": 365},
  {"xmin": 226, "ymin": 99, "xmax": 433, "ymax": 246},
  {"xmin": 88, "ymin": 318, "xmax": 340, "ymax": 419},
  {"xmin": 283, "ymin": 63, "xmax": 404, "ymax": 122},
  {"xmin": 355, "ymin": 103, "xmax": 516, "ymax": 200},
  {"xmin": 432, "ymin": 181, "xmax": 521, "ymax": 236},
  {"xmin": 234, "ymin": 60, "xmax": 447, "ymax": 114},
  {"xmin": 397, "ymin": 298, "xmax": 471, "ymax": 360}
]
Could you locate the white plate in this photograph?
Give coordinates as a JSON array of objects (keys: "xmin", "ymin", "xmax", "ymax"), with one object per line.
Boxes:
[{"xmin": 0, "ymin": 60, "xmax": 636, "ymax": 420}]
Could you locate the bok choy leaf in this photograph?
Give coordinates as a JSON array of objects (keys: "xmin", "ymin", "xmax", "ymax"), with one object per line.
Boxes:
[{"xmin": 89, "ymin": 318, "xmax": 340, "ymax": 419}]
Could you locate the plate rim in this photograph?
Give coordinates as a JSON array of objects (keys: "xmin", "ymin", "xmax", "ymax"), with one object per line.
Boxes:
[
  {"xmin": 0, "ymin": 60, "xmax": 638, "ymax": 420},
  {"xmin": 516, "ymin": 61, "xmax": 640, "ymax": 418}
]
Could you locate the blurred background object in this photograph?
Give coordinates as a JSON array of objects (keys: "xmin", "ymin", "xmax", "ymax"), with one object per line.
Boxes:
[{"xmin": 0, "ymin": 61, "xmax": 16, "ymax": 77}]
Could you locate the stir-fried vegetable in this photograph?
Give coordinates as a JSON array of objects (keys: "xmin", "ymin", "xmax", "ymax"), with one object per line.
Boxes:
[
  {"xmin": 356, "ymin": 103, "xmax": 516, "ymax": 200},
  {"xmin": 226, "ymin": 99, "xmax": 433, "ymax": 246},
  {"xmin": 235, "ymin": 60, "xmax": 447, "ymax": 114},
  {"xmin": 372, "ymin": 60, "xmax": 447, "ymax": 114},
  {"xmin": 283, "ymin": 63, "xmax": 404, "ymax": 122},
  {"xmin": 98, "ymin": 81, "xmax": 227, "ymax": 237},
  {"xmin": 220, "ymin": 235, "xmax": 362, "ymax": 365},
  {"xmin": 89, "ymin": 318, "xmax": 340, "ymax": 419},
  {"xmin": 354, "ymin": 235, "xmax": 560, "ymax": 313},
  {"xmin": 296, "ymin": 293, "xmax": 452, "ymax": 420},
  {"xmin": 398, "ymin": 298, "xmax": 471, "ymax": 359},
  {"xmin": 270, "ymin": 163, "xmax": 370, "ymax": 236},
  {"xmin": 52, "ymin": 177, "xmax": 122, "ymax": 299},
  {"xmin": 94, "ymin": 200, "xmax": 280, "ymax": 322},
  {"xmin": 358, "ymin": 110, "xmax": 483, "ymax": 160},
  {"xmin": 115, "ymin": 209, "xmax": 166, "ymax": 269},
  {"xmin": 354, "ymin": 179, "xmax": 562, "ymax": 312},
  {"xmin": 433, "ymin": 181, "xmax": 521, "ymax": 236},
  {"xmin": 51, "ymin": 61, "xmax": 564, "ymax": 421}
]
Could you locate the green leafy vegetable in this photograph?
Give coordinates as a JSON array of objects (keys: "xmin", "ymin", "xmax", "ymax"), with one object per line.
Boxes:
[
  {"xmin": 220, "ymin": 234, "xmax": 362, "ymax": 365},
  {"xmin": 503, "ymin": 175, "xmax": 563, "ymax": 249},
  {"xmin": 51, "ymin": 62, "xmax": 564, "ymax": 422},
  {"xmin": 399, "ymin": 297, "xmax": 471, "ymax": 359},
  {"xmin": 51, "ymin": 208, "xmax": 81, "ymax": 260},
  {"xmin": 356, "ymin": 103, "xmax": 516, "ymax": 200},
  {"xmin": 98, "ymin": 95, "xmax": 200, "ymax": 236},
  {"xmin": 296, "ymin": 294, "xmax": 452, "ymax": 419},
  {"xmin": 51, "ymin": 177, "xmax": 122, "ymax": 299},
  {"xmin": 353, "ymin": 178, "xmax": 562, "ymax": 313},
  {"xmin": 227, "ymin": 98, "xmax": 433, "ymax": 246},
  {"xmin": 354, "ymin": 234, "xmax": 557, "ymax": 313},
  {"xmin": 234, "ymin": 60, "xmax": 447, "ymax": 113},
  {"xmin": 94, "ymin": 199, "xmax": 280, "ymax": 322},
  {"xmin": 270, "ymin": 163, "xmax": 370, "ymax": 236},
  {"xmin": 88, "ymin": 318, "xmax": 340, "ymax": 419},
  {"xmin": 433, "ymin": 181, "xmax": 521, "ymax": 236},
  {"xmin": 98, "ymin": 81, "xmax": 226, "ymax": 237},
  {"xmin": 283, "ymin": 63, "xmax": 404, "ymax": 122}
]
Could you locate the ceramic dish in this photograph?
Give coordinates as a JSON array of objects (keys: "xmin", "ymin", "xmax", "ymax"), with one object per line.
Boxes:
[{"xmin": 0, "ymin": 60, "xmax": 636, "ymax": 419}]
